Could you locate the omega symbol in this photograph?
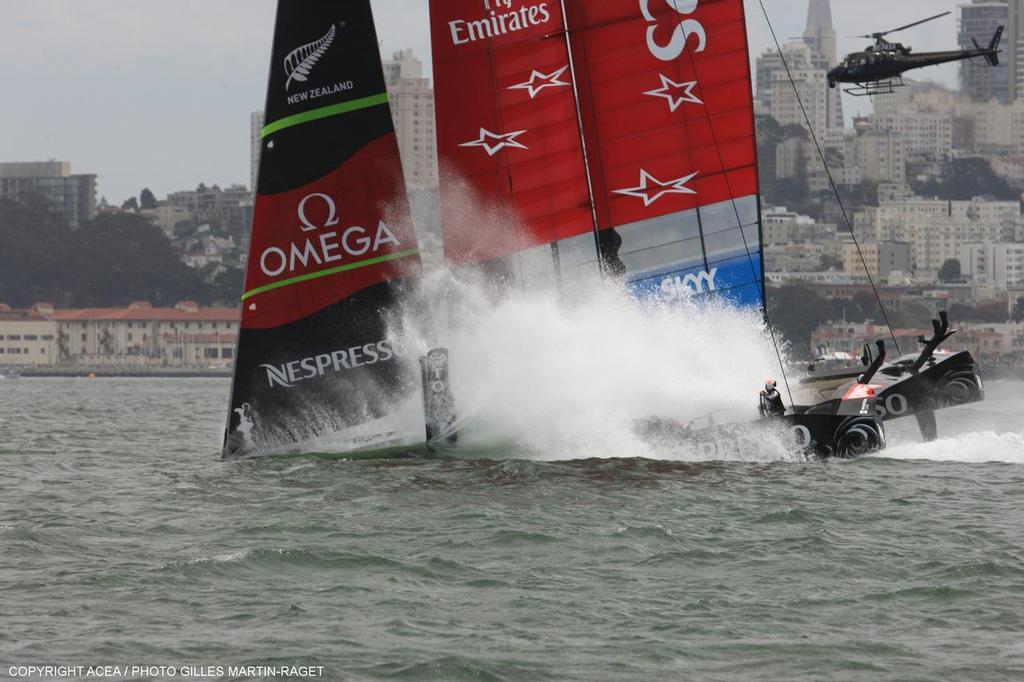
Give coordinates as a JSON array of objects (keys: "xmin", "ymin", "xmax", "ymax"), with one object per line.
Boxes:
[{"xmin": 298, "ymin": 193, "xmax": 340, "ymax": 232}]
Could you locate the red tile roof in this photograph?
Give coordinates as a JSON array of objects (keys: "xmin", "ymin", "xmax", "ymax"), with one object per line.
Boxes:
[{"xmin": 50, "ymin": 307, "xmax": 239, "ymax": 322}]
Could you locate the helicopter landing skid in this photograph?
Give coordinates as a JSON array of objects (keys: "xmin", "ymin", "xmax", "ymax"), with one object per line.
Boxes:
[{"xmin": 844, "ymin": 76, "xmax": 904, "ymax": 97}]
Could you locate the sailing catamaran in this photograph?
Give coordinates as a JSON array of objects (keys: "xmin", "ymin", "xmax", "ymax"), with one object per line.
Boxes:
[
  {"xmin": 426, "ymin": 0, "xmax": 981, "ymax": 457},
  {"xmin": 225, "ymin": 0, "xmax": 982, "ymax": 459}
]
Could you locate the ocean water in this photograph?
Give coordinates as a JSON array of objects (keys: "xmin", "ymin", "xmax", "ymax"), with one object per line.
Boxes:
[{"xmin": 2, "ymin": 377, "xmax": 1024, "ymax": 682}]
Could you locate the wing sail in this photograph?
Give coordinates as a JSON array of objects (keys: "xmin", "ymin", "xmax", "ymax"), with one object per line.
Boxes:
[{"xmin": 224, "ymin": 0, "xmax": 420, "ymax": 456}]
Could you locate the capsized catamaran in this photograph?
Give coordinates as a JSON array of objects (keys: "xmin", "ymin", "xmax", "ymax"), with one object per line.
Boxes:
[
  {"xmin": 224, "ymin": 0, "xmax": 446, "ymax": 457},
  {"xmin": 426, "ymin": 0, "xmax": 894, "ymax": 458}
]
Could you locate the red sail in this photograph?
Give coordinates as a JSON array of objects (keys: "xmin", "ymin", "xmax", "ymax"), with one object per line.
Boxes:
[
  {"xmin": 563, "ymin": 0, "xmax": 758, "ymax": 227},
  {"xmin": 429, "ymin": 0, "xmax": 595, "ymax": 265},
  {"xmin": 562, "ymin": 0, "xmax": 764, "ymax": 306}
]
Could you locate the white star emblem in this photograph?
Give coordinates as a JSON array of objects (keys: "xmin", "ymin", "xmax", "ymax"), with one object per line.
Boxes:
[
  {"xmin": 613, "ymin": 169, "xmax": 699, "ymax": 207},
  {"xmin": 644, "ymin": 74, "xmax": 703, "ymax": 112},
  {"xmin": 508, "ymin": 66, "xmax": 571, "ymax": 99},
  {"xmin": 459, "ymin": 128, "xmax": 529, "ymax": 156}
]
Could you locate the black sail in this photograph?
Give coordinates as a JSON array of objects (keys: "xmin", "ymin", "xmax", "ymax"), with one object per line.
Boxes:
[{"xmin": 224, "ymin": 0, "xmax": 421, "ymax": 456}]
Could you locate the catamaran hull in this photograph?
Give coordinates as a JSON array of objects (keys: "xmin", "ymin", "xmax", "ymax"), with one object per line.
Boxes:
[
  {"xmin": 800, "ymin": 350, "xmax": 984, "ymax": 433},
  {"xmin": 636, "ymin": 412, "xmax": 884, "ymax": 461}
]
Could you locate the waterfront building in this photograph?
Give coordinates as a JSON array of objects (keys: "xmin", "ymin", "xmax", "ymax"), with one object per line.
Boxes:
[
  {"xmin": 0, "ymin": 305, "xmax": 59, "ymax": 365},
  {"xmin": 810, "ymin": 320, "xmax": 1023, "ymax": 361},
  {"xmin": 383, "ymin": 50, "xmax": 438, "ymax": 189},
  {"xmin": 0, "ymin": 161, "xmax": 96, "ymax": 228},
  {"xmin": 0, "ymin": 302, "xmax": 239, "ymax": 367}
]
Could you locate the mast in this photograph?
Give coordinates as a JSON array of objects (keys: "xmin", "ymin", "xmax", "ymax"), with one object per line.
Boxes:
[{"xmin": 224, "ymin": 0, "xmax": 421, "ymax": 456}]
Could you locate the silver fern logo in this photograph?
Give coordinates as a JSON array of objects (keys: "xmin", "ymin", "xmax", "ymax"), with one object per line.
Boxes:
[{"xmin": 284, "ymin": 24, "xmax": 337, "ymax": 91}]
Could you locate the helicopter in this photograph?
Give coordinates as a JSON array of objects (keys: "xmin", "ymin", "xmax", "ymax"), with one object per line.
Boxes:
[{"xmin": 828, "ymin": 11, "xmax": 1003, "ymax": 96}]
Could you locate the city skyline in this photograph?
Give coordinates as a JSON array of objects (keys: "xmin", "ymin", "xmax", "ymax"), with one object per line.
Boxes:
[{"xmin": 0, "ymin": 1, "xmax": 969, "ymax": 202}]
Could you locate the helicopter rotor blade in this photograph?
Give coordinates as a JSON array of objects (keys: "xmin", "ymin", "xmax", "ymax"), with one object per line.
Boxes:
[{"xmin": 875, "ymin": 11, "xmax": 952, "ymax": 39}]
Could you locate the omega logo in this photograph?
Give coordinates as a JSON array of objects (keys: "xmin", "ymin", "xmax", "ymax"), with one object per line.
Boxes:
[{"xmin": 298, "ymin": 193, "xmax": 340, "ymax": 232}]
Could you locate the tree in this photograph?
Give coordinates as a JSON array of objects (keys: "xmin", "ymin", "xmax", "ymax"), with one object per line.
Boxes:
[
  {"xmin": 949, "ymin": 301, "xmax": 1009, "ymax": 323},
  {"xmin": 121, "ymin": 196, "xmax": 139, "ymax": 212},
  {"xmin": 139, "ymin": 188, "xmax": 157, "ymax": 210},
  {"xmin": 67, "ymin": 213, "xmax": 211, "ymax": 306},
  {"xmin": 1012, "ymin": 297, "xmax": 1024, "ymax": 323},
  {"xmin": 173, "ymin": 219, "xmax": 198, "ymax": 238},
  {"xmin": 820, "ymin": 254, "xmax": 843, "ymax": 271},
  {"xmin": 0, "ymin": 195, "xmax": 217, "ymax": 307},
  {"xmin": 767, "ymin": 284, "xmax": 838, "ymax": 359},
  {"xmin": 911, "ymin": 157, "xmax": 1018, "ymax": 201},
  {"xmin": 0, "ymin": 194, "xmax": 75, "ymax": 306},
  {"xmin": 938, "ymin": 259, "xmax": 962, "ymax": 283}
]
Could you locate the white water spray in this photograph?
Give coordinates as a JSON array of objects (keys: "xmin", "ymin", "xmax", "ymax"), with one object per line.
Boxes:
[{"xmin": 392, "ymin": 266, "xmax": 790, "ymax": 461}]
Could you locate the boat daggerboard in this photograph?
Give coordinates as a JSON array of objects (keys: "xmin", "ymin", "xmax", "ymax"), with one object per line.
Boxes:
[
  {"xmin": 430, "ymin": 0, "xmax": 764, "ymax": 306},
  {"xmin": 224, "ymin": 0, "xmax": 421, "ymax": 456}
]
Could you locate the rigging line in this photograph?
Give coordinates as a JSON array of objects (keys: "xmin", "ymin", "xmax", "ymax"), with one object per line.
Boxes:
[
  {"xmin": 756, "ymin": 0, "xmax": 903, "ymax": 357},
  {"xmin": 558, "ymin": 0, "xmax": 607, "ymax": 278},
  {"xmin": 683, "ymin": 38, "xmax": 795, "ymax": 408}
]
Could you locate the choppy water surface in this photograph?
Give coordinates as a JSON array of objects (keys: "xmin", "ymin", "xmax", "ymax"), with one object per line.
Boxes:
[{"xmin": 2, "ymin": 378, "xmax": 1024, "ymax": 681}]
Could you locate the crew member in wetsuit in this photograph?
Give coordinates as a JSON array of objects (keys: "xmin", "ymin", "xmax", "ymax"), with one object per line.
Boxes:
[{"xmin": 759, "ymin": 378, "xmax": 786, "ymax": 418}]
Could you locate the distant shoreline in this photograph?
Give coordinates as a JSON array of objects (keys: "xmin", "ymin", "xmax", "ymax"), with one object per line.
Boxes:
[{"xmin": 14, "ymin": 367, "xmax": 231, "ymax": 379}]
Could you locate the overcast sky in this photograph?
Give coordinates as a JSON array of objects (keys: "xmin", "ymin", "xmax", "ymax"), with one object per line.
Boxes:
[{"xmin": 0, "ymin": 1, "xmax": 968, "ymax": 204}]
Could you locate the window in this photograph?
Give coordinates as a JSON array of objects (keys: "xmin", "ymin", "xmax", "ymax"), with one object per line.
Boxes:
[
  {"xmin": 42, "ymin": 335, "xmax": 53, "ymax": 341},
  {"xmin": 24, "ymin": 335, "xmax": 38, "ymax": 341},
  {"xmin": 81, "ymin": 333, "xmax": 86, "ymax": 341},
  {"xmin": 7, "ymin": 335, "xmax": 21, "ymax": 341},
  {"xmin": 204, "ymin": 348, "xmax": 219, "ymax": 359},
  {"xmin": 222, "ymin": 348, "xmax": 234, "ymax": 359}
]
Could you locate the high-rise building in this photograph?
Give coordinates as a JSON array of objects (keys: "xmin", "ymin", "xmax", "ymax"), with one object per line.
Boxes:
[
  {"xmin": 960, "ymin": 0, "xmax": 1010, "ymax": 103},
  {"xmin": 757, "ymin": 42, "xmax": 830, "ymax": 137},
  {"xmin": 755, "ymin": 0, "xmax": 842, "ymax": 133},
  {"xmin": 1008, "ymin": 0, "xmax": 1024, "ymax": 101},
  {"xmin": 803, "ymin": 0, "xmax": 843, "ymax": 129},
  {"xmin": 383, "ymin": 50, "xmax": 438, "ymax": 189},
  {"xmin": 250, "ymin": 111, "xmax": 264, "ymax": 192},
  {"xmin": 0, "ymin": 161, "xmax": 97, "ymax": 228}
]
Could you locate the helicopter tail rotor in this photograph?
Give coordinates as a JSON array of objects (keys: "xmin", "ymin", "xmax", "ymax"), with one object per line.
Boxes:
[{"xmin": 987, "ymin": 26, "xmax": 1004, "ymax": 66}]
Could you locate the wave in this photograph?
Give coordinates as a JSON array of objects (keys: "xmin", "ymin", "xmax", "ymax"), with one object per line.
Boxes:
[{"xmin": 878, "ymin": 430, "xmax": 1024, "ymax": 464}]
